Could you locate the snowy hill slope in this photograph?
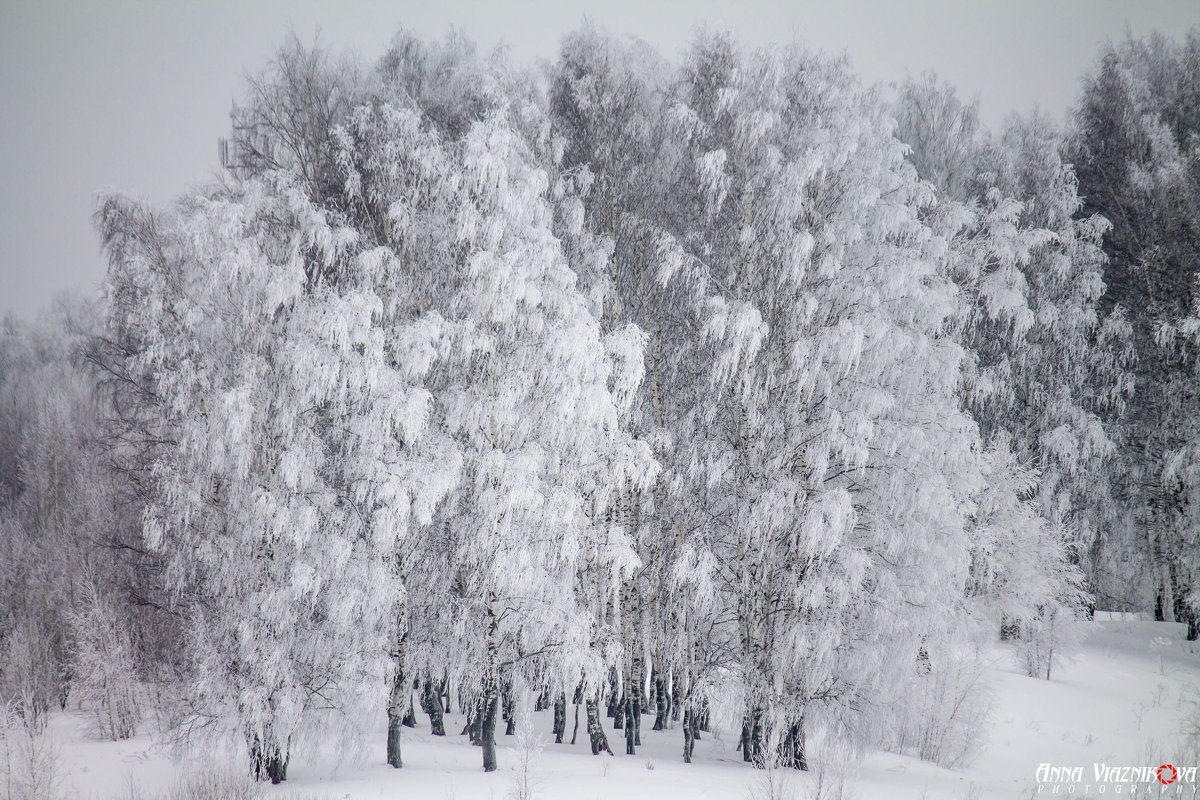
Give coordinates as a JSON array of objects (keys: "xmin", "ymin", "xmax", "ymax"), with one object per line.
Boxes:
[{"xmin": 44, "ymin": 620, "xmax": 1199, "ymax": 800}]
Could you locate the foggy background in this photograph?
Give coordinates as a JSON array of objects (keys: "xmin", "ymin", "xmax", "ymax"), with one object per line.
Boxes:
[{"xmin": 3, "ymin": 0, "xmax": 1199, "ymax": 320}]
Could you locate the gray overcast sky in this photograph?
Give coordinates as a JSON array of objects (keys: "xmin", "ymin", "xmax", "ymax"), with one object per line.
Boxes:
[{"xmin": 3, "ymin": 0, "xmax": 1199, "ymax": 321}]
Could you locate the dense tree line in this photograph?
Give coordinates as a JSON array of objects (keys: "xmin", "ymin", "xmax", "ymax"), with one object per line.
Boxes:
[{"xmin": 1, "ymin": 24, "xmax": 1196, "ymax": 782}]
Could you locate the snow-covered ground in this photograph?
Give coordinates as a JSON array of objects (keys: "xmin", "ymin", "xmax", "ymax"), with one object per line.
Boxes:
[{"xmin": 46, "ymin": 620, "xmax": 1198, "ymax": 799}]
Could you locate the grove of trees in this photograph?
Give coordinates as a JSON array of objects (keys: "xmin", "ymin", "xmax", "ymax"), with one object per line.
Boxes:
[{"xmin": 1, "ymin": 22, "xmax": 1197, "ymax": 783}]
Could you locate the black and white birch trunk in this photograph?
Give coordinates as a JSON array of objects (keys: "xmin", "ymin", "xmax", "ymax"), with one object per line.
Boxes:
[
  {"xmin": 624, "ymin": 693, "xmax": 637, "ymax": 754},
  {"xmin": 480, "ymin": 600, "xmax": 500, "ymax": 772},
  {"xmin": 753, "ymin": 708, "xmax": 765, "ymax": 765},
  {"xmin": 386, "ymin": 645, "xmax": 407, "ymax": 769},
  {"xmin": 609, "ymin": 674, "xmax": 623, "ymax": 727},
  {"xmin": 402, "ymin": 683, "xmax": 417, "ymax": 728},
  {"xmin": 553, "ymin": 693, "xmax": 566, "ymax": 743},
  {"xmin": 570, "ymin": 684, "xmax": 582, "ymax": 745},
  {"xmin": 585, "ymin": 696, "xmax": 613, "ymax": 755},
  {"xmin": 629, "ymin": 665, "xmax": 642, "ymax": 747},
  {"xmin": 682, "ymin": 707, "xmax": 695, "ymax": 764},
  {"xmin": 464, "ymin": 699, "xmax": 484, "ymax": 745},
  {"xmin": 504, "ymin": 685, "xmax": 515, "ymax": 736},
  {"xmin": 781, "ymin": 717, "xmax": 808, "ymax": 770},
  {"xmin": 419, "ymin": 676, "xmax": 446, "ymax": 735},
  {"xmin": 651, "ymin": 664, "xmax": 667, "ymax": 731}
]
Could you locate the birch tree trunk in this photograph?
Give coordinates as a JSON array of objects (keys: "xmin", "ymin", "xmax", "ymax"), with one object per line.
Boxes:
[
  {"xmin": 420, "ymin": 676, "xmax": 446, "ymax": 736},
  {"xmin": 553, "ymin": 693, "xmax": 566, "ymax": 743},
  {"xmin": 480, "ymin": 601, "xmax": 500, "ymax": 772},
  {"xmin": 585, "ymin": 697, "xmax": 613, "ymax": 755},
  {"xmin": 386, "ymin": 646, "xmax": 407, "ymax": 769},
  {"xmin": 651, "ymin": 663, "xmax": 667, "ymax": 730},
  {"xmin": 682, "ymin": 707, "xmax": 695, "ymax": 764}
]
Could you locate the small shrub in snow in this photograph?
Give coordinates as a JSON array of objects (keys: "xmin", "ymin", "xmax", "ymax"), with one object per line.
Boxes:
[
  {"xmin": 795, "ymin": 742, "xmax": 857, "ymax": 800},
  {"xmin": 746, "ymin": 739, "xmax": 798, "ymax": 800},
  {"xmin": 748, "ymin": 765, "xmax": 797, "ymax": 800},
  {"xmin": 119, "ymin": 768, "xmax": 264, "ymax": 800},
  {"xmin": 879, "ymin": 651, "xmax": 993, "ymax": 769},
  {"xmin": 1150, "ymin": 636, "xmax": 1172, "ymax": 676},
  {"xmin": 0, "ymin": 700, "xmax": 62, "ymax": 800},
  {"xmin": 0, "ymin": 622, "xmax": 56, "ymax": 734},
  {"xmin": 508, "ymin": 684, "xmax": 542, "ymax": 800},
  {"xmin": 1016, "ymin": 602, "xmax": 1085, "ymax": 681}
]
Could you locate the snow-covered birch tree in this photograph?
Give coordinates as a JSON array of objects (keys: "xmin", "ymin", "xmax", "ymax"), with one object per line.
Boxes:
[
  {"xmin": 642, "ymin": 34, "xmax": 988, "ymax": 766},
  {"xmin": 97, "ymin": 165, "xmax": 459, "ymax": 780}
]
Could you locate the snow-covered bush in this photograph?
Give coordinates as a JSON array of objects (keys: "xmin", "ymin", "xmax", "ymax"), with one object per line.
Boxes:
[
  {"xmin": 1016, "ymin": 601, "xmax": 1086, "ymax": 681},
  {"xmin": 508, "ymin": 684, "xmax": 542, "ymax": 800},
  {"xmin": 748, "ymin": 764, "xmax": 797, "ymax": 800},
  {"xmin": 878, "ymin": 650, "xmax": 993, "ymax": 768},
  {"xmin": 0, "ymin": 622, "xmax": 56, "ymax": 734},
  {"xmin": 0, "ymin": 700, "xmax": 62, "ymax": 800},
  {"xmin": 746, "ymin": 727, "xmax": 798, "ymax": 800},
  {"xmin": 796, "ymin": 740, "xmax": 858, "ymax": 800},
  {"xmin": 68, "ymin": 584, "xmax": 141, "ymax": 740},
  {"xmin": 964, "ymin": 440, "xmax": 1092, "ymax": 681},
  {"xmin": 119, "ymin": 769, "xmax": 263, "ymax": 800},
  {"xmin": 1150, "ymin": 635, "xmax": 1173, "ymax": 676}
]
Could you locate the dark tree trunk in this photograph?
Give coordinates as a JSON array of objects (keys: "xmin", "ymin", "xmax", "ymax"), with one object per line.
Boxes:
[
  {"xmin": 630, "ymin": 648, "xmax": 643, "ymax": 746},
  {"xmin": 608, "ymin": 668, "xmax": 621, "ymax": 723},
  {"xmin": 402, "ymin": 696, "xmax": 417, "ymax": 728},
  {"xmin": 420, "ymin": 677, "xmax": 446, "ymax": 735},
  {"xmin": 504, "ymin": 687, "xmax": 515, "ymax": 736},
  {"xmin": 1175, "ymin": 589, "xmax": 1199, "ymax": 641},
  {"xmin": 740, "ymin": 716, "xmax": 753, "ymax": 763},
  {"xmin": 481, "ymin": 601, "xmax": 500, "ymax": 772},
  {"xmin": 682, "ymin": 707, "xmax": 695, "ymax": 764},
  {"xmin": 624, "ymin": 694, "xmax": 636, "ymax": 755},
  {"xmin": 585, "ymin": 698, "xmax": 613, "ymax": 755},
  {"xmin": 571, "ymin": 698, "xmax": 580, "ymax": 745},
  {"xmin": 652, "ymin": 667, "xmax": 667, "ymax": 731},
  {"xmin": 750, "ymin": 707, "xmax": 764, "ymax": 766},
  {"xmin": 481, "ymin": 689, "xmax": 499, "ymax": 771},
  {"xmin": 249, "ymin": 735, "xmax": 289, "ymax": 784},
  {"xmin": 633, "ymin": 687, "xmax": 642, "ymax": 746},
  {"xmin": 460, "ymin": 698, "xmax": 475, "ymax": 739},
  {"xmin": 670, "ymin": 673, "xmax": 682, "ymax": 722},
  {"xmin": 386, "ymin": 664, "xmax": 407, "ymax": 769},
  {"xmin": 781, "ymin": 718, "xmax": 808, "ymax": 771},
  {"xmin": 465, "ymin": 698, "xmax": 484, "ymax": 745},
  {"xmin": 553, "ymin": 693, "xmax": 566, "ymax": 743}
]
